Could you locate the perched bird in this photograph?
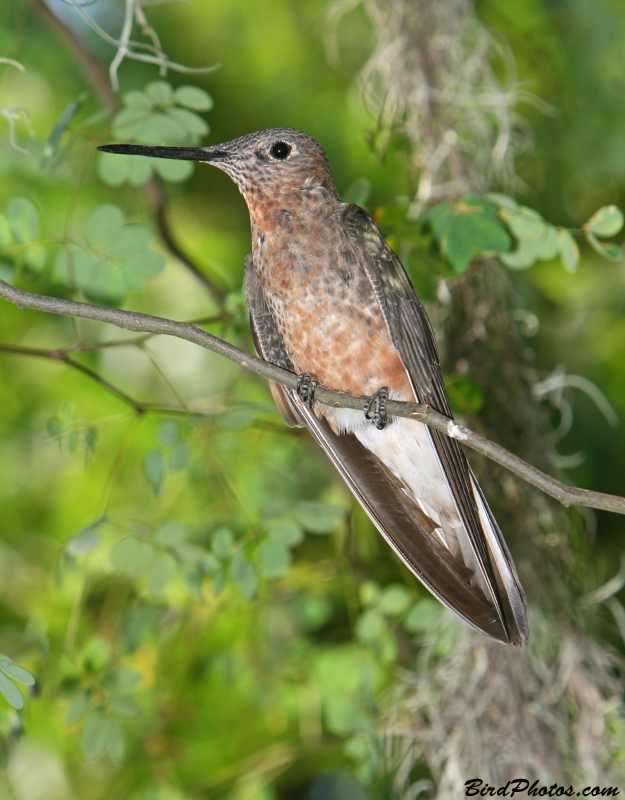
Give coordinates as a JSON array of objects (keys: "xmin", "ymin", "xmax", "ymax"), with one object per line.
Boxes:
[{"xmin": 98, "ymin": 129, "xmax": 528, "ymax": 645}]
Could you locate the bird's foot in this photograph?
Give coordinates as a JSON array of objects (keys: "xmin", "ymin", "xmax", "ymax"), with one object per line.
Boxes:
[
  {"xmin": 296, "ymin": 373, "xmax": 318, "ymax": 410},
  {"xmin": 364, "ymin": 387, "xmax": 389, "ymax": 430}
]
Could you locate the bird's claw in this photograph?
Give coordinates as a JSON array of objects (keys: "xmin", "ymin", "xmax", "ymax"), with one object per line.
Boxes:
[
  {"xmin": 296, "ymin": 373, "xmax": 318, "ymax": 410},
  {"xmin": 364, "ymin": 387, "xmax": 389, "ymax": 430}
]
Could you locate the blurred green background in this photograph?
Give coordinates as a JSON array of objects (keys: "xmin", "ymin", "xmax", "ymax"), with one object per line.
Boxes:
[{"xmin": 0, "ymin": 0, "xmax": 624, "ymax": 797}]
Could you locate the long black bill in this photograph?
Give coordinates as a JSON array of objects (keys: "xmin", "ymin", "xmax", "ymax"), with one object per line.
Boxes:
[{"xmin": 97, "ymin": 144, "xmax": 229, "ymax": 162}]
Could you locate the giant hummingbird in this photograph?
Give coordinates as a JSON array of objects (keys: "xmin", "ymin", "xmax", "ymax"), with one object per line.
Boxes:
[{"xmin": 99, "ymin": 128, "xmax": 528, "ymax": 645}]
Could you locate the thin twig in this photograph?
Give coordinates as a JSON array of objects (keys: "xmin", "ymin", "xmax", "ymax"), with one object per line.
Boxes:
[
  {"xmin": 61, "ymin": 0, "xmax": 219, "ymax": 91},
  {"xmin": 2, "ymin": 280, "xmax": 624, "ymax": 517},
  {"xmin": 0, "ymin": 341, "xmax": 193, "ymax": 417},
  {"xmin": 109, "ymin": 0, "xmax": 135, "ymax": 92}
]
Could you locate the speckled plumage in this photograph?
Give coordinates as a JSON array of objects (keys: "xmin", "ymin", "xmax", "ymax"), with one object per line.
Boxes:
[{"xmin": 98, "ymin": 129, "xmax": 528, "ymax": 645}]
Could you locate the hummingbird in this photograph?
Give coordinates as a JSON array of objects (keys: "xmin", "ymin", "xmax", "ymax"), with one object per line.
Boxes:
[{"xmin": 98, "ymin": 129, "xmax": 528, "ymax": 645}]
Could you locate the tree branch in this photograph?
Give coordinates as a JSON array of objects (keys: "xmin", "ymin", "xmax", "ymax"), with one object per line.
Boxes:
[{"xmin": 2, "ymin": 279, "xmax": 624, "ymax": 517}]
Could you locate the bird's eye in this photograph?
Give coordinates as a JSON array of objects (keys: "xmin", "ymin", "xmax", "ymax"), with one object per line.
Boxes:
[{"xmin": 270, "ymin": 141, "xmax": 292, "ymax": 160}]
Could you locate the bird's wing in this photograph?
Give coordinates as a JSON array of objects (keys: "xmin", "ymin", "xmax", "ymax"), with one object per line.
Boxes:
[
  {"xmin": 243, "ymin": 254, "xmax": 304, "ymax": 429},
  {"xmin": 342, "ymin": 205, "xmax": 528, "ymax": 646},
  {"xmin": 243, "ymin": 254, "xmax": 520, "ymax": 644}
]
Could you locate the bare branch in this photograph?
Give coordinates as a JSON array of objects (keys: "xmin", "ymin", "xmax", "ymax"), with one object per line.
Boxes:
[
  {"xmin": 0, "ymin": 58, "xmax": 26, "ymax": 72},
  {"xmin": 2, "ymin": 279, "xmax": 624, "ymax": 517},
  {"xmin": 61, "ymin": 0, "xmax": 219, "ymax": 92},
  {"xmin": 0, "ymin": 107, "xmax": 31, "ymax": 153}
]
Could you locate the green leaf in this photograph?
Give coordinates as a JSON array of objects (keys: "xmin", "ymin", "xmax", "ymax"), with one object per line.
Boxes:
[
  {"xmin": 122, "ymin": 90, "xmax": 153, "ymax": 111},
  {"xmin": 403, "ymin": 599, "xmax": 442, "ymax": 633},
  {"xmin": 167, "ymin": 107, "xmax": 209, "ymax": 138},
  {"xmin": 0, "ymin": 671, "xmax": 24, "ymax": 709},
  {"xmin": 66, "ymin": 517, "xmax": 108, "ymax": 556},
  {"xmin": 230, "ymin": 551, "xmax": 258, "ymax": 600},
  {"xmin": 533, "ymin": 225, "xmax": 559, "ymax": 260},
  {"xmin": 111, "ymin": 106, "xmax": 151, "ymax": 139},
  {"xmin": 484, "ymin": 192, "xmax": 519, "ymax": 211},
  {"xmin": 219, "ymin": 407, "xmax": 256, "ymax": 429},
  {"xmin": 109, "ymin": 696, "xmax": 141, "ymax": 719},
  {"xmin": 82, "ymin": 638, "xmax": 111, "ymax": 673},
  {"xmin": 586, "ymin": 230, "xmax": 622, "ymax": 261},
  {"xmin": 80, "ymin": 708, "xmax": 110, "ymax": 760},
  {"xmin": 344, "ymin": 735, "xmax": 371, "ymax": 763},
  {"xmin": 266, "ymin": 519, "xmax": 304, "ymax": 547},
  {"xmin": 602, "ymin": 242, "xmax": 621, "ymax": 260},
  {"xmin": 378, "ymin": 584, "xmax": 411, "ymax": 616},
  {"xmin": 109, "ymin": 225, "xmax": 151, "ymax": 259},
  {"xmin": 200, "ymin": 552, "xmax": 220, "ymax": 574},
  {"xmin": 0, "ymin": 655, "xmax": 11, "ymax": 668},
  {"xmin": 500, "ymin": 240, "xmax": 542, "ymax": 270},
  {"xmin": 55, "ymin": 217, "xmax": 164, "ymax": 302},
  {"xmin": 7, "ymin": 197, "xmax": 40, "ymax": 243},
  {"xmin": 126, "ymin": 155, "xmax": 154, "ymax": 186},
  {"xmin": 429, "ymin": 202, "xmax": 511, "ymax": 273},
  {"xmin": 499, "ymin": 206, "xmax": 546, "ymax": 239},
  {"xmin": 46, "ymin": 417, "xmax": 62, "ymax": 437},
  {"xmin": 24, "ymin": 243, "xmax": 47, "ymax": 275},
  {"xmin": 295, "ymin": 501, "xmax": 345, "ymax": 535},
  {"xmin": 66, "ymin": 689, "xmax": 90, "ymax": 724},
  {"xmin": 556, "ymin": 228, "xmax": 579, "ymax": 272},
  {"xmin": 102, "ymin": 667, "xmax": 141, "ymax": 694},
  {"xmin": 97, "ymin": 152, "xmax": 130, "ymax": 187},
  {"xmin": 111, "ymin": 536, "xmax": 156, "ymax": 578},
  {"xmin": 111, "ymin": 537, "xmax": 148, "ymax": 575},
  {"xmin": 342, "ymin": 178, "xmax": 371, "ymax": 207},
  {"xmin": 323, "ymin": 692, "xmax": 366, "ymax": 736},
  {"xmin": 498, "ymin": 207, "xmax": 558, "ymax": 263},
  {"xmin": 447, "ymin": 214, "xmax": 511, "ymax": 272},
  {"xmin": 169, "ymin": 443, "xmax": 189, "ymax": 471},
  {"xmin": 444, "ymin": 374, "xmax": 485, "ymax": 414},
  {"xmin": 258, "ymin": 540, "xmax": 291, "ymax": 579},
  {"xmin": 153, "ymin": 157, "xmax": 194, "ymax": 183},
  {"xmin": 587, "ymin": 205, "xmax": 624, "ymax": 238},
  {"xmin": 158, "ymin": 420, "xmax": 180, "ymax": 447},
  {"xmin": 144, "ymin": 450, "xmax": 166, "ymax": 496},
  {"xmin": 0, "ymin": 260, "xmax": 15, "ymax": 284},
  {"xmin": 107, "ymin": 719, "xmax": 125, "ymax": 762},
  {"xmin": 212, "ymin": 568, "xmax": 225, "ymax": 597},
  {"xmin": 41, "ymin": 94, "xmax": 86, "ymax": 165},
  {"xmin": 379, "ymin": 631, "xmax": 399, "ymax": 667},
  {"xmin": 0, "ymin": 213, "xmax": 11, "ymax": 249},
  {"xmin": 2, "ymin": 664, "xmax": 35, "ymax": 686},
  {"xmin": 146, "ymin": 81, "xmax": 173, "ymax": 106},
  {"xmin": 358, "ymin": 581, "xmax": 380, "ymax": 607},
  {"xmin": 176, "ymin": 543, "xmax": 208, "ymax": 566},
  {"xmin": 144, "ymin": 112, "xmax": 187, "ymax": 142},
  {"xmin": 156, "ymin": 521, "xmax": 187, "ymax": 547},
  {"xmin": 85, "ymin": 204, "xmax": 125, "ymax": 247},
  {"xmin": 460, "ymin": 194, "xmax": 499, "ymax": 216},
  {"xmin": 148, "ymin": 552, "xmax": 175, "ymax": 594},
  {"xmin": 174, "ymin": 85, "xmax": 214, "ymax": 111},
  {"xmin": 211, "ymin": 527, "xmax": 234, "ymax": 557},
  {"xmin": 294, "ymin": 595, "xmax": 332, "ymax": 631},
  {"xmin": 355, "ymin": 608, "xmax": 386, "ymax": 644}
]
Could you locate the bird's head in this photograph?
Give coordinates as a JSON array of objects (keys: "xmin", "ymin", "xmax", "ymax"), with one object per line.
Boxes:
[{"xmin": 98, "ymin": 128, "xmax": 339, "ymax": 225}]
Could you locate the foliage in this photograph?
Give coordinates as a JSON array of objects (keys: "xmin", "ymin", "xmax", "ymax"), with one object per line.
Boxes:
[
  {"xmin": 376, "ymin": 193, "xmax": 623, "ymax": 276},
  {"xmin": 97, "ymin": 82, "xmax": 214, "ymax": 186},
  {"xmin": 0, "ymin": 0, "xmax": 624, "ymax": 797}
]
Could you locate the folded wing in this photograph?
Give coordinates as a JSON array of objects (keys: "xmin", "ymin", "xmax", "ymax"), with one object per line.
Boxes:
[{"xmin": 244, "ymin": 255, "xmax": 528, "ymax": 645}]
